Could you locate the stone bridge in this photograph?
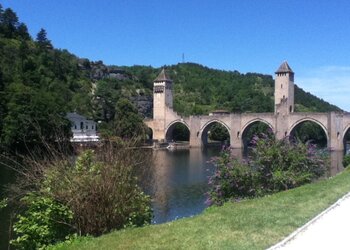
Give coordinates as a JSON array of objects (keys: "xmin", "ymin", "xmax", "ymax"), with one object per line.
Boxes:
[{"xmin": 145, "ymin": 62, "xmax": 350, "ymax": 151}]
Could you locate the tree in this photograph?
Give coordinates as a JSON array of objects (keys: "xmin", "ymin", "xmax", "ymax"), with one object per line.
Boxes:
[
  {"xmin": 1, "ymin": 82, "xmax": 71, "ymax": 152},
  {"xmin": 94, "ymin": 79, "xmax": 120, "ymax": 122},
  {"xmin": 16, "ymin": 22, "xmax": 30, "ymax": 40},
  {"xmin": 0, "ymin": 4, "xmax": 4, "ymax": 23},
  {"xmin": 114, "ymin": 98, "xmax": 146, "ymax": 139},
  {"xmin": 36, "ymin": 28, "xmax": 52, "ymax": 49},
  {"xmin": 1, "ymin": 8, "xmax": 19, "ymax": 38}
]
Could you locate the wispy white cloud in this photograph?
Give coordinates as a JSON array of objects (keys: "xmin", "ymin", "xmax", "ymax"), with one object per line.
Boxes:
[{"xmin": 296, "ymin": 66, "xmax": 350, "ymax": 111}]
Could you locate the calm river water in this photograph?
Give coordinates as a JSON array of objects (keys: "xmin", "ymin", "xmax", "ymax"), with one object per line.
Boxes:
[{"xmin": 0, "ymin": 147, "xmax": 347, "ymax": 249}]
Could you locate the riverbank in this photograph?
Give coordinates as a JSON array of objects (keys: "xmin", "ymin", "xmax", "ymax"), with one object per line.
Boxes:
[{"xmin": 52, "ymin": 168, "xmax": 350, "ymax": 250}]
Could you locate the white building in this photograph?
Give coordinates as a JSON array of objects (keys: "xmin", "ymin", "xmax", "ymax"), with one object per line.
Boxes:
[{"xmin": 66, "ymin": 113, "xmax": 99, "ymax": 142}]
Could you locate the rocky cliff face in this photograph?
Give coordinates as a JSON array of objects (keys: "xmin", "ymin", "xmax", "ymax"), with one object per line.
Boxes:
[
  {"xmin": 131, "ymin": 95, "xmax": 153, "ymax": 118},
  {"xmin": 78, "ymin": 58, "xmax": 153, "ymax": 118},
  {"xmin": 78, "ymin": 59, "xmax": 134, "ymax": 81}
]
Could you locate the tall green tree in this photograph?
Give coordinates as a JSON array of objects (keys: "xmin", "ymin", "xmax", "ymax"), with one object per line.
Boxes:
[
  {"xmin": 1, "ymin": 8, "xmax": 19, "ymax": 38},
  {"xmin": 16, "ymin": 22, "xmax": 30, "ymax": 40},
  {"xmin": 114, "ymin": 98, "xmax": 146, "ymax": 139},
  {"xmin": 36, "ymin": 28, "xmax": 52, "ymax": 49}
]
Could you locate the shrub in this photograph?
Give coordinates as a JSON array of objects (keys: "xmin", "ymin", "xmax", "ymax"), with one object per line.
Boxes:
[
  {"xmin": 343, "ymin": 154, "xmax": 350, "ymax": 168},
  {"xmin": 251, "ymin": 134, "xmax": 327, "ymax": 193},
  {"xmin": 42, "ymin": 147, "xmax": 152, "ymax": 236},
  {"xmin": 10, "ymin": 193, "xmax": 73, "ymax": 249},
  {"xmin": 208, "ymin": 134, "xmax": 328, "ymax": 205},
  {"xmin": 206, "ymin": 149, "xmax": 258, "ymax": 206},
  {"xmin": 6, "ymin": 141, "xmax": 153, "ymax": 247}
]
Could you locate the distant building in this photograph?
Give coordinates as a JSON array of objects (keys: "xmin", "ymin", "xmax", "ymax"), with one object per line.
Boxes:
[{"xmin": 66, "ymin": 113, "xmax": 99, "ymax": 142}]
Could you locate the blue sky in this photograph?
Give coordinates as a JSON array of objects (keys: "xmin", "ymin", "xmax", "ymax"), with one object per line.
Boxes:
[{"xmin": 2, "ymin": 0, "xmax": 350, "ymax": 111}]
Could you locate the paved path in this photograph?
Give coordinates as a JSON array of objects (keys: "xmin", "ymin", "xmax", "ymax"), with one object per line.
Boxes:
[{"xmin": 268, "ymin": 193, "xmax": 350, "ymax": 250}]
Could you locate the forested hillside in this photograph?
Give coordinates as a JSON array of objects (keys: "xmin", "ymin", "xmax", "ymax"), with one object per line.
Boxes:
[
  {"xmin": 122, "ymin": 63, "xmax": 341, "ymax": 116},
  {"xmin": 0, "ymin": 5, "xmax": 342, "ymax": 152}
]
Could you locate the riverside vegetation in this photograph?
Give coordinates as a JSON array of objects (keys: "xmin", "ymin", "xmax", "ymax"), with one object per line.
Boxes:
[
  {"xmin": 3, "ymin": 142, "xmax": 152, "ymax": 249},
  {"xmin": 207, "ymin": 133, "xmax": 327, "ymax": 205}
]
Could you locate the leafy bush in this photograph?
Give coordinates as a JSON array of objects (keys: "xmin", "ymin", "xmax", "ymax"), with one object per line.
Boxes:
[
  {"xmin": 42, "ymin": 147, "xmax": 152, "ymax": 236},
  {"xmin": 10, "ymin": 193, "xmax": 73, "ymax": 250},
  {"xmin": 206, "ymin": 150, "xmax": 257, "ymax": 205},
  {"xmin": 343, "ymin": 154, "xmax": 350, "ymax": 168},
  {"xmin": 6, "ymin": 141, "xmax": 152, "ymax": 248},
  {"xmin": 207, "ymin": 134, "xmax": 328, "ymax": 205}
]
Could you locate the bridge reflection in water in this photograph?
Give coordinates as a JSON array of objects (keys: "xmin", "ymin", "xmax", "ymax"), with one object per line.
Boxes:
[{"xmin": 148, "ymin": 147, "xmax": 346, "ymax": 224}]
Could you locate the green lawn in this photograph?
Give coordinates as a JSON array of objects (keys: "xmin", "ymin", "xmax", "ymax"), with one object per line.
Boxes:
[{"xmin": 53, "ymin": 168, "xmax": 350, "ymax": 250}]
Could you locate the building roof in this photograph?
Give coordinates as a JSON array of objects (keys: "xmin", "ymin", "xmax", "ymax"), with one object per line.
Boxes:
[
  {"xmin": 276, "ymin": 61, "xmax": 294, "ymax": 74},
  {"xmin": 66, "ymin": 112, "xmax": 95, "ymax": 122},
  {"xmin": 154, "ymin": 68, "xmax": 172, "ymax": 82}
]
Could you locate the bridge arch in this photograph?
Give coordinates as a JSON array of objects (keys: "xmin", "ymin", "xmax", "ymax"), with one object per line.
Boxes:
[
  {"xmin": 145, "ymin": 126, "xmax": 153, "ymax": 141},
  {"xmin": 241, "ymin": 118, "xmax": 274, "ymax": 135},
  {"xmin": 241, "ymin": 118, "xmax": 274, "ymax": 150},
  {"xmin": 343, "ymin": 125, "xmax": 350, "ymax": 154},
  {"xmin": 165, "ymin": 120, "xmax": 190, "ymax": 142},
  {"xmin": 199, "ymin": 119, "xmax": 231, "ymax": 147},
  {"xmin": 288, "ymin": 118, "xmax": 329, "ymax": 146}
]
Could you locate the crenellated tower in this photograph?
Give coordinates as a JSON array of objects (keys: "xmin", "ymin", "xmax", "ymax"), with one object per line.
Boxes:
[{"xmin": 274, "ymin": 61, "xmax": 295, "ymax": 115}]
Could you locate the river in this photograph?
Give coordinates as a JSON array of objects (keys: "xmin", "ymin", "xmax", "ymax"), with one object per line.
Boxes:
[{"xmin": 0, "ymin": 147, "xmax": 347, "ymax": 249}]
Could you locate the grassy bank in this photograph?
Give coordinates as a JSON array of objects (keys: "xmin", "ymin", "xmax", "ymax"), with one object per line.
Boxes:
[{"xmin": 53, "ymin": 168, "xmax": 350, "ymax": 250}]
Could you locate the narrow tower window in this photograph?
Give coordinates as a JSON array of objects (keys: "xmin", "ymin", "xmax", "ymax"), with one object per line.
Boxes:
[{"xmin": 281, "ymin": 84, "xmax": 283, "ymax": 89}]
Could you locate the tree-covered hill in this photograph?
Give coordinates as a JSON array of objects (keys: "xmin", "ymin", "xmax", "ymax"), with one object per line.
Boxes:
[
  {"xmin": 0, "ymin": 5, "xmax": 342, "ymax": 152},
  {"xmin": 121, "ymin": 63, "xmax": 341, "ymax": 116}
]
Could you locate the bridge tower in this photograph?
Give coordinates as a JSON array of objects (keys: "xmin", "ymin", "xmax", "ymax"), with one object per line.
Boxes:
[
  {"xmin": 274, "ymin": 61, "xmax": 295, "ymax": 115},
  {"xmin": 153, "ymin": 68, "xmax": 173, "ymax": 119},
  {"xmin": 152, "ymin": 68, "xmax": 173, "ymax": 140}
]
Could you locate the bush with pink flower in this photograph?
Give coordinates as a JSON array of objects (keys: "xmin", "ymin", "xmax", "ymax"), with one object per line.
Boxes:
[{"xmin": 207, "ymin": 133, "xmax": 328, "ymax": 206}]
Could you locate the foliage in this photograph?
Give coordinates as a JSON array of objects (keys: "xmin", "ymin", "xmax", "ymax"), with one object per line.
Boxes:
[
  {"xmin": 5, "ymin": 142, "xmax": 152, "ymax": 247},
  {"xmin": 207, "ymin": 134, "xmax": 328, "ymax": 205},
  {"xmin": 0, "ymin": 7, "xmax": 92, "ymax": 152},
  {"xmin": 10, "ymin": 193, "xmax": 73, "ymax": 250},
  {"xmin": 40, "ymin": 147, "xmax": 152, "ymax": 236},
  {"xmin": 0, "ymin": 197, "xmax": 8, "ymax": 209},
  {"xmin": 36, "ymin": 28, "xmax": 52, "ymax": 49},
  {"xmin": 208, "ymin": 123, "xmax": 230, "ymax": 142},
  {"xmin": 206, "ymin": 149, "xmax": 257, "ymax": 206},
  {"xmin": 291, "ymin": 121, "xmax": 327, "ymax": 147},
  {"xmin": 170, "ymin": 123, "xmax": 190, "ymax": 141},
  {"xmin": 114, "ymin": 98, "xmax": 146, "ymax": 140},
  {"xmin": 250, "ymin": 134, "xmax": 328, "ymax": 191},
  {"xmin": 242, "ymin": 122, "xmax": 270, "ymax": 149},
  {"xmin": 343, "ymin": 154, "xmax": 350, "ymax": 168},
  {"xmin": 294, "ymin": 85, "xmax": 340, "ymax": 112}
]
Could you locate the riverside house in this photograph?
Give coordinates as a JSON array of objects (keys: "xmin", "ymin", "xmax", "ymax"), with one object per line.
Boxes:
[{"xmin": 66, "ymin": 112, "xmax": 99, "ymax": 142}]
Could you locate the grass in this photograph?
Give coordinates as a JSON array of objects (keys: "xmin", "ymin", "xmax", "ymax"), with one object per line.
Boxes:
[{"xmin": 53, "ymin": 168, "xmax": 350, "ymax": 250}]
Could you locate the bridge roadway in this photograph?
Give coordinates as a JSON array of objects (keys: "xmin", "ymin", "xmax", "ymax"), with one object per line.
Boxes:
[{"xmin": 146, "ymin": 107, "xmax": 350, "ymax": 151}]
